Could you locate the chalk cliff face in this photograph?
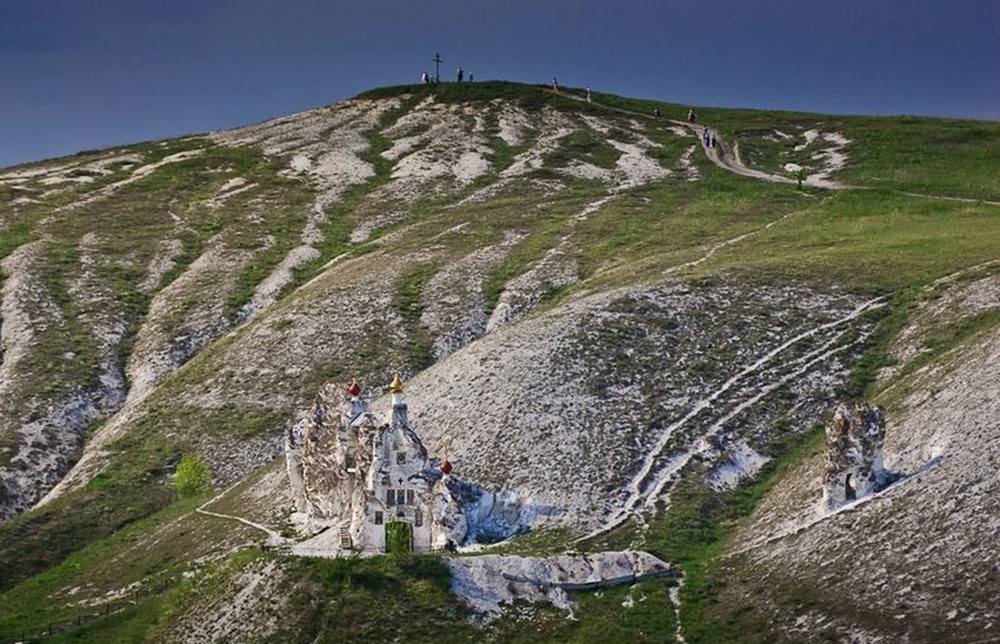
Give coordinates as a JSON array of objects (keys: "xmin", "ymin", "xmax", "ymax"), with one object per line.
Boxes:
[{"xmin": 445, "ymin": 551, "xmax": 677, "ymax": 614}]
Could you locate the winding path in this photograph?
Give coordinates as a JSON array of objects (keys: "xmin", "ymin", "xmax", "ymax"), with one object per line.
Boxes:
[
  {"xmin": 672, "ymin": 119, "xmax": 1000, "ymax": 206},
  {"xmin": 196, "ymin": 486, "xmax": 288, "ymax": 545},
  {"xmin": 553, "ymin": 88, "xmax": 1000, "ymax": 206}
]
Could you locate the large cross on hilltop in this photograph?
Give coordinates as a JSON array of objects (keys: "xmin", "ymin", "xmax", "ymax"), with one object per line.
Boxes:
[{"xmin": 433, "ymin": 52, "xmax": 443, "ymax": 83}]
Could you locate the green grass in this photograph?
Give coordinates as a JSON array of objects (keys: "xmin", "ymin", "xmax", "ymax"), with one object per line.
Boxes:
[
  {"xmin": 539, "ymin": 86, "xmax": 1000, "ymax": 202},
  {"xmin": 835, "ymin": 296, "xmax": 904, "ymax": 399},
  {"xmin": 45, "ymin": 599, "xmax": 165, "ymax": 643},
  {"xmin": 481, "ymin": 107, "xmax": 536, "ymax": 174},
  {"xmin": 482, "ymin": 527, "xmax": 575, "ymax": 556},
  {"xmin": 698, "ymin": 189, "xmax": 1000, "ymax": 292},
  {"xmin": 0, "ymin": 485, "xmax": 284, "ymax": 641},
  {"xmin": 918, "ymin": 308, "xmax": 1000, "ymax": 361},
  {"xmin": 392, "ymin": 262, "xmax": 441, "ymax": 370},
  {"xmin": 0, "ymin": 139, "xmax": 314, "ymax": 421},
  {"xmin": 573, "ymin": 178, "xmax": 804, "ymax": 283},
  {"xmin": 0, "ymin": 394, "xmax": 234, "ymax": 598},
  {"xmin": 0, "ymin": 216, "xmax": 36, "ymax": 262},
  {"xmin": 839, "ymin": 116, "xmax": 1000, "ymax": 200},
  {"xmin": 688, "ymin": 106, "xmax": 1000, "ymax": 201},
  {"xmin": 545, "ymin": 128, "xmax": 621, "ymax": 169},
  {"xmin": 0, "ymin": 477, "xmax": 174, "ymax": 596}
]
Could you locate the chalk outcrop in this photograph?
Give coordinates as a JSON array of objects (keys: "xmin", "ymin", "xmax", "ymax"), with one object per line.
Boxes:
[
  {"xmin": 445, "ymin": 551, "xmax": 677, "ymax": 614},
  {"xmin": 822, "ymin": 401, "xmax": 889, "ymax": 510}
]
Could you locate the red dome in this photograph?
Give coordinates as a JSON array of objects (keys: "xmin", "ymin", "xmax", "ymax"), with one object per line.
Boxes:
[
  {"xmin": 440, "ymin": 460, "xmax": 453, "ymax": 475},
  {"xmin": 347, "ymin": 381, "xmax": 361, "ymax": 397}
]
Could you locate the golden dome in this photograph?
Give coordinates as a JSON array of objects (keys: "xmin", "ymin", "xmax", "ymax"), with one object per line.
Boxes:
[{"xmin": 389, "ymin": 373, "xmax": 404, "ymax": 394}]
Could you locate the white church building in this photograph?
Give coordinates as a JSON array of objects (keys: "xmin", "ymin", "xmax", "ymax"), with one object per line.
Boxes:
[{"xmin": 286, "ymin": 375, "xmax": 466, "ymax": 555}]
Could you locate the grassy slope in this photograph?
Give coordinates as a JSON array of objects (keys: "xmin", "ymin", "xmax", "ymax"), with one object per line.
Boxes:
[
  {"xmin": 0, "ymin": 140, "xmax": 311, "ymax": 588},
  {"xmin": 594, "ymin": 91, "xmax": 1000, "ymax": 201},
  {"xmin": 0, "ymin": 82, "xmax": 997, "ymax": 641}
]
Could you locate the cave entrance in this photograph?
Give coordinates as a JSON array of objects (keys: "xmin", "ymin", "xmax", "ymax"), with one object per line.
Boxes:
[{"xmin": 845, "ymin": 473, "xmax": 857, "ymax": 501}]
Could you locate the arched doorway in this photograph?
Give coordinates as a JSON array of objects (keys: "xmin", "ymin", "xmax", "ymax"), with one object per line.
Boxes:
[
  {"xmin": 385, "ymin": 521, "xmax": 413, "ymax": 554},
  {"xmin": 845, "ymin": 473, "xmax": 857, "ymax": 501}
]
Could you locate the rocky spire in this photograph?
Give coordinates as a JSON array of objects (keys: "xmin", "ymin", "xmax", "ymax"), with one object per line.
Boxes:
[{"xmin": 822, "ymin": 401, "xmax": 889, "ymax": 510}]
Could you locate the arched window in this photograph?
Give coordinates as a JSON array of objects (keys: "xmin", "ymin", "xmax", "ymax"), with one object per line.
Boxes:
[{"xmin": 845, "ymin": 473, "xmax": 857, "ymax": 501}]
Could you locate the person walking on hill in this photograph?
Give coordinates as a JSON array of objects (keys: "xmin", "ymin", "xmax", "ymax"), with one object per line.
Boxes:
[
  {"xmin": 457, "ymin": 67, "xmax": 464, "ymax": 82},
  {"xmin": 586, "ymin": 87, "xmax": 592, "ymax": 103},
  {"xmin": 552, "ymin": 77, "xmax": 559, "ymax": 92},
  {"xmin": 688, "ymin": 109, "xmax": 697, "ymax": 123},
  {"xmin": 703, "ymin": 127, "xmax": 710, "ymax": 147},
  {"xmin": 421, "ymin": 71, "xmax": 429, "ymax": 84}
]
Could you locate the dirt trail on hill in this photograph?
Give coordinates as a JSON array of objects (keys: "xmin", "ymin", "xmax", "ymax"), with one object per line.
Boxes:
[
  {"xmin": 691, "ymin": 129, "xmax": 1000, "ymax": 205},
  {"xmin": 554, "ymin": 89, "xmax": 1000, "ymax": 205},
  {"xmin": 196, "ymin": 486, "xmax": 286, "ymax": 545}
]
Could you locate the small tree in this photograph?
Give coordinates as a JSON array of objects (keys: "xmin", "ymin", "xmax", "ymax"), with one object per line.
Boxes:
[
  {"xmin": 796, "ymin": 168, "xmax": 807, "ymax": 190},
  {"xmin": 175, "ymin": 453, "xmax": 212, "ymax": 497}
]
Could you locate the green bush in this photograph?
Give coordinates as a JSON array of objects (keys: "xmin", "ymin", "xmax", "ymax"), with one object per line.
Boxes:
[
  {"xmin": 385, "ymin": 522, "xmax": 413, "ymax": 555},
  {"xmin": 174, "ymin": 454, "xmax": 212, "ymax": 497}
]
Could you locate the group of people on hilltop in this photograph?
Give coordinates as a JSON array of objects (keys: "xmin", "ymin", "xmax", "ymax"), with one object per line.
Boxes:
[{"xmin": 420, "ymin": 68, "xmax": 473, "ymax": 84}]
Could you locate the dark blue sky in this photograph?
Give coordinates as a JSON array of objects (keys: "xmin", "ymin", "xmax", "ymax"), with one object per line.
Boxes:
[{"xmin": 1, "ymin": 0, "xmax": 997, "ymax": 168}]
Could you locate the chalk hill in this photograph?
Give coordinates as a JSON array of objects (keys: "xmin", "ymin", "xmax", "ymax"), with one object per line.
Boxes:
[{"xmin": 0, "ymin": 82, "xmax": 997, "ymax": 642}]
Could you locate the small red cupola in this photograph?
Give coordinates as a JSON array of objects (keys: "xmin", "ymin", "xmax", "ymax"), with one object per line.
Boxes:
[
  {"xmin": 440, "ymin": 460, "xmax": 453, "ymax": 475},
  {"xmin": 347, "ymin": 381, "xmax": 361, "ymax": 397}
]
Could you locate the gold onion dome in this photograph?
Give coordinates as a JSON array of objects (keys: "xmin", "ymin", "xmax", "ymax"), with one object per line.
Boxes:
[{"xmin": 389, "ymin": 373, "xmax": 404, "ymax": 394}]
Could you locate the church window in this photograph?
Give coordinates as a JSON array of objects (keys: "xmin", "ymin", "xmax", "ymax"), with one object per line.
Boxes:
[
  {"xmin": 345, "ymin": 455, "xmax": 356, "ymax": 470},
  {"xmin": 414, "ymin": 510, "xmax": 423, "ymax": 527},
  {"xmin": 387, "ymin": 488, "xmax": 395, "ymax": 505},
  {"xmin": 374, "ymin": 511, "xmax": 383, "ymax": 525},
  {"xmin": 406, "ymin": 489, "xmax": 415, "ymax": 505},
  {"xmin": 397, "ymin": 489, "xmax": 407, "ymax": 505},
  {"xmin": 396, "ymin": 451, "xmax": 406, "ymax": 464}
]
